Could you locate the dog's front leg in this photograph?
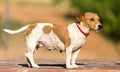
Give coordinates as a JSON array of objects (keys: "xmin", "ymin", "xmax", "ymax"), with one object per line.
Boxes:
[
  {"xmin": 71, "ymin": 48, "xmax": 81, "ymax": 68},
  {"xmin": 66, "ymin": 47, "xmax": 73, "ymax": 69}
]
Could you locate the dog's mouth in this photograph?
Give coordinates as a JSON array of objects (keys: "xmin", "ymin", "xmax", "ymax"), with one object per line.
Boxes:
[{"xmin": 97, "ymin": 24, "xmax": 103, "ymax": 30}]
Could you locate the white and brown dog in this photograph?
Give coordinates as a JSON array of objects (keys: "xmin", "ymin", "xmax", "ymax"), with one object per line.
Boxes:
[{"xmin": 3, "ymin": 12, "xmax": 102, "ymax": 69}]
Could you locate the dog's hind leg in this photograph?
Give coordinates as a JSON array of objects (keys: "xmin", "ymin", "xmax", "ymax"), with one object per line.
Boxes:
[{"xmin": 25, "ymin": 39, "xmax": 39, "ymax": 68}]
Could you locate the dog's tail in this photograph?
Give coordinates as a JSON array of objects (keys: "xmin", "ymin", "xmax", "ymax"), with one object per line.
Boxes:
[{"xmin": 3, "ymin": 25, "xmax": 29, "ymax": 34}]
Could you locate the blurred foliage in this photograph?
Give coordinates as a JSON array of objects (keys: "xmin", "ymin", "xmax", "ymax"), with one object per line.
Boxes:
[
  {"xmin": 9, "ymin": 0, "xmax": 51, "ymax": 6},
  {"xmin": 53, "ymin": 0, "xmax": 120, "ymax": 43},
  {"xmin": 8, "ymin": 20, "xmax": 23, "ymax": 30},
  {"xmin": 0, "ymin": 20, "xmax": 23, "ymax": 45},
  {"xmin": 0, "ymin": 0, "xmax": 51, "ymax": 6},
  {"xmin": 0, "ymin": 21, "xmax": 3, "ymax": 45},
  {"xmin": 52, "ymin": 0, "xmax": 64, "ymax": 5}
]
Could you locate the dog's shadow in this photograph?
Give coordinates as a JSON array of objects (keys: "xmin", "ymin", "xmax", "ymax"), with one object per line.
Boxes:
[
  {"xmin": 18, "ymin": 63, "xmax": 84, "ymax": 68},
  {"xmin": 18, "ymin": 64, "xmax": 66, "ymax": 68}
]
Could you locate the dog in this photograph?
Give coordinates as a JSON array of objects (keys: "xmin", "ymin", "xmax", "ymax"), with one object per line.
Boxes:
[{"xmin": 3, "ymin": 12, "xmax": 102, "ymax": 69}]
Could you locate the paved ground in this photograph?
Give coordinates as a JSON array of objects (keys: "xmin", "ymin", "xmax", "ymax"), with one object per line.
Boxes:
[{"xmin": 0, "ymin": 59, "xmax": 120, "ymax": 72}]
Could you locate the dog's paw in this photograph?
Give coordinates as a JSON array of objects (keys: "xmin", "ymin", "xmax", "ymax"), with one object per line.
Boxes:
[
  {"xmin": 71, "ymin": 64, "xmax": 79, "ymax": 68},
  {"xmin": 66, "ymin": 65, "xmax": 73, "ymax": 69},
  {"xmin": 32, "ymin": 64, "xmax": 39, "ymax": 68},
  {"xmin": 66, "ymin": 64, "xmax": 79, "ymax": 69}
]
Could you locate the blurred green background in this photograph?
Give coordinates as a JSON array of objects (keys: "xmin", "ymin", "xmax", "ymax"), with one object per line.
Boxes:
[
  {"xmin": 54, "ymin": 0, "xmax": 120, "ymax": 43},
  {"xmin": 0, "ymin": 0, "xmax": 120, "ymax": 60}
]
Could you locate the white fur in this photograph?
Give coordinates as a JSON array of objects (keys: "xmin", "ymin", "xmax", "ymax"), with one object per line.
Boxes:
[
  {"xmin": 65, "ymin": 22, "xmax": 89, "ymax": 68},
  {"xmin": 3, "ymin": 22, "xmax": 90, "ymax": 69},
  {"xmin": 3, "ymin": 25, "xmax": 29, "ymax": 34}
]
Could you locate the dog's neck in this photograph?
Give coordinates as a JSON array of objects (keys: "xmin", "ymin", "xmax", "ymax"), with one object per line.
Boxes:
[
  {"xmin": 76, "ymin": 21, "xmax": 90, "ymax": 37},
  {"xmin": 80, "ymin": 22, "xmax": 90, "ymax": 33}
]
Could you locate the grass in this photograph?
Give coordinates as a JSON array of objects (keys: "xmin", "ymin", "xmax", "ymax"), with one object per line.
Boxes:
[
  {"xmin": 0, "ymin": 20, "xmax": 23, "ymax": 46},
  {"xmin": 0, "ymin": 0, "xmax": 52, "ymax": 6},
  {"xmin": 9, "ymin": 20, "xmax": 23, "ymax": 30},
  {"xmin": 0, "ymin": 0, "xmax": 5, "ymax": 5},
  {"xmin": 0, "ymin": 21, "xmax": 3, "ymax": 46}
]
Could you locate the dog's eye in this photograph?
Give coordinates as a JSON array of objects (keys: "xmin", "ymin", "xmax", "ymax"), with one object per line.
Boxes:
[
  {"xmin": 98, "ymin": 19, "xmax": 100, "ymax": 21},
  {"xmin": 90, "ymin": 18, "xmax": 94, "ymax": 21}
]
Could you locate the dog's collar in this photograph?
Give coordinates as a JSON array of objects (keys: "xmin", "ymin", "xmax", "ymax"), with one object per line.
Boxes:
[{"xmin": 76, "ymin": 22, "xmax": 89, "ymax": 37}]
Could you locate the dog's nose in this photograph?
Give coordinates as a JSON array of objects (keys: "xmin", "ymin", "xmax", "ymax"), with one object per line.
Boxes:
[{"xmin": 98, "ymin": 24, "xmax": 103, "ymax": 30}]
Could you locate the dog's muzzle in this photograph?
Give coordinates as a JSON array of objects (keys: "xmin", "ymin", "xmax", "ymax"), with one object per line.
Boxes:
[
  {"xmin": 98, "ymin": 24, "xmax": 103, "ymax": 30},
  {"xmin": 96, "ymin": 23, "xmax": 103, "ymax": 30}
]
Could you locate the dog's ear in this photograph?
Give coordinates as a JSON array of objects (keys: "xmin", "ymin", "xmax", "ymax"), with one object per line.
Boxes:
[{"xmin": 76, "ymin": 13, "xmax": 84, "ymax": 21}]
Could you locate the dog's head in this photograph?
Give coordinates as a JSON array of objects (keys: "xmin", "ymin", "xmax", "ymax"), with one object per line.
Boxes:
[{"xmin": 76, "ymin": 12, "xmax": 102, "ymax": 31}]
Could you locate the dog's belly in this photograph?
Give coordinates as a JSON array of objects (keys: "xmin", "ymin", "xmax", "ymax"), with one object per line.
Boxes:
[{"xmin": 39, "ymin": 31, "xmax": 65, "ymax": 51}]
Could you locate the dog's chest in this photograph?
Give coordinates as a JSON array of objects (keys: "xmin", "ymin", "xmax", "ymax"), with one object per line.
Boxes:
[{"xmin": 68, "ymin": 23, "xmax": 86, "ymax": 49}]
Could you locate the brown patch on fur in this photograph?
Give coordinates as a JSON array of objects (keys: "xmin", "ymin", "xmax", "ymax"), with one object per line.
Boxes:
[
  {"xmin": 43, "ymin": 26, "xmax": 52, "ymax": 34},
  {"xmin": 25, "ymin": 24, "xmax": 37, "ymax": 36},
  {"xmin": 53, "ymin": 24, "xmax": 71, "ymax": 48}
]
